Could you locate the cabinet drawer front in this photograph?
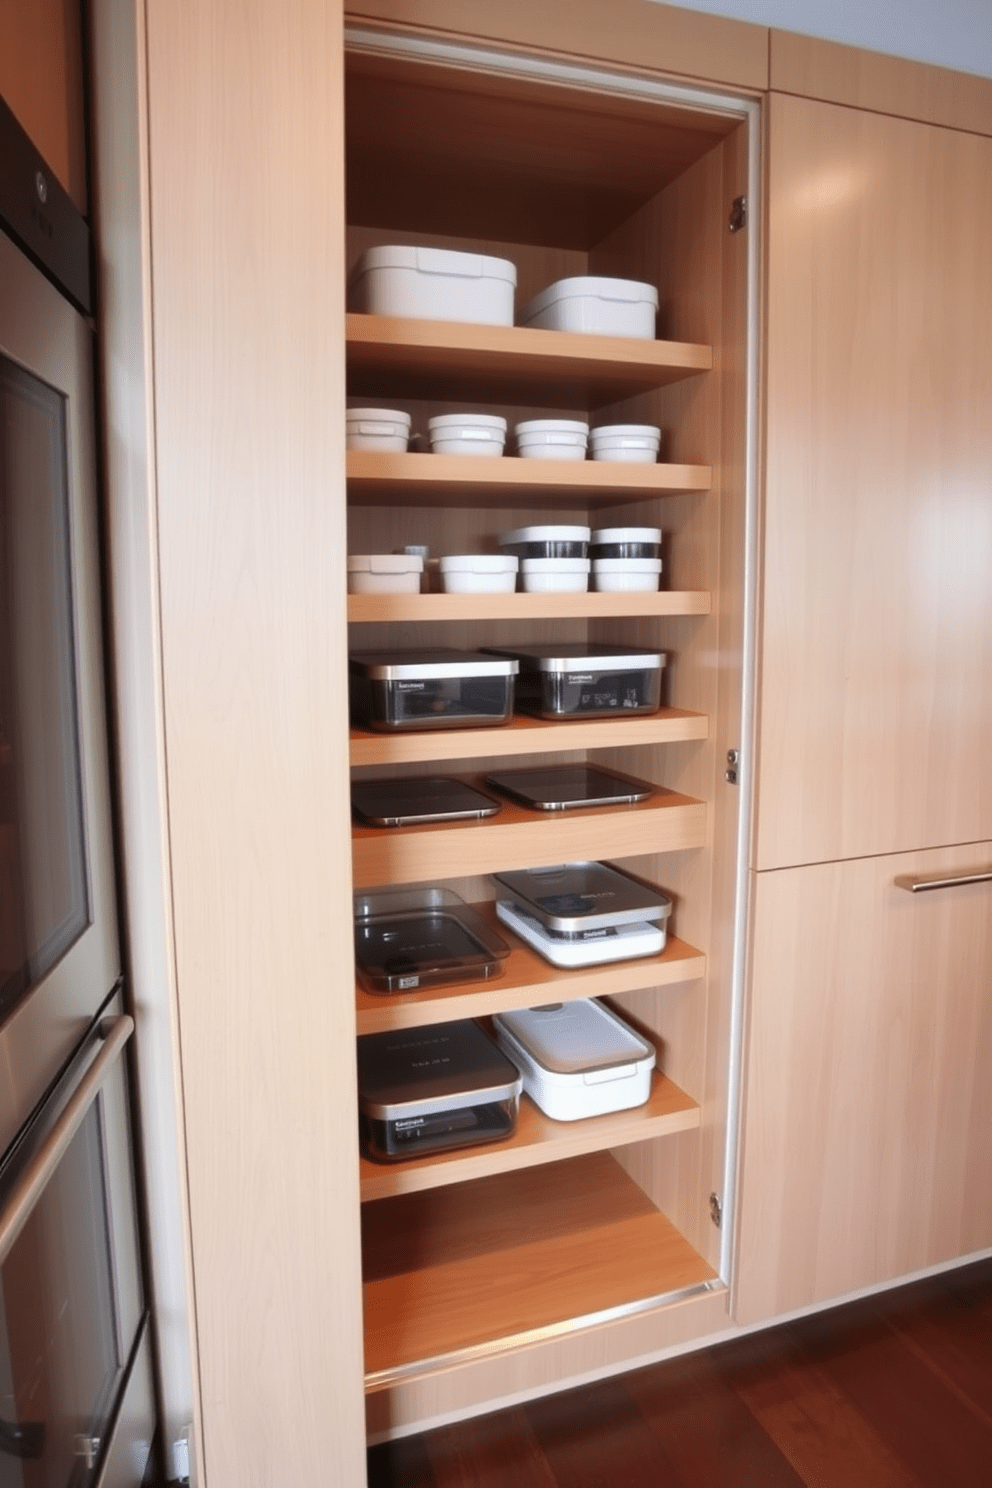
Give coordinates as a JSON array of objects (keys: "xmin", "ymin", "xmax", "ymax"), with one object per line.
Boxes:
[{"xmin": 735, "ymin": 843, "xmax": 992, "ymax": 1325}]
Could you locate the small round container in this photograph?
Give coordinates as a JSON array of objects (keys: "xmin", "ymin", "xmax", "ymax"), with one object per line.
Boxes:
[
  {"xmin": 592, "ymin": 557, "xmax": 663, "ymax": 593},
  {"xmin": 439, "ymin": 555, "xmax": 519, "ymax": 594},
  {"xmin": 520, "ymin": 557, "xmax": 590, "ymax": 593},
  {"xmin": 589, "ymin": 424, "xmax": 661, "ymax": 464},
  {"xmin": 514, "ymin": 419, "xmax": 589, "ymax": 461},
  {"xmin": 346, "ymin": 408, "xmax": 411, "ymax": 453},
  {"xmin": 499, "ymin": 525, "xmax": 590, "ymax": 560},
  {"xmin": 347, "ymin": 554, "xmax": 423, "ymax": 595},
  {"xmin": 590, "ymin": 526, "xmax": 663, "ymax": 560},
  {"xmin": 428, "ymin": 413, "xmax": 507, "ymax": 457}
]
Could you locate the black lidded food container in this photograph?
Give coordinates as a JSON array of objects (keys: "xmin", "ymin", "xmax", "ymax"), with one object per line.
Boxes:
[
  {"xmin": 357, "ymin": 1020, "xmax": 522, "ymax": 1162},
  {"xmin": 349, "ymin": 648, "xmax": 518, "ymax": 731},
  {"xmin": 482, "ymin": 642, "xmax": 665, "ymax": 719},
  {"xmin": 353, "ymin": 886, "xmax": 511, "ymax": 994}
]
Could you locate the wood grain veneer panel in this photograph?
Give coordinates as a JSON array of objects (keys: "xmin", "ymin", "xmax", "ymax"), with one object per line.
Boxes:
[
  {"xmin": 346, "ymin": 314, "xmax": 710, "ymax": 406},
  {"xmin": 350, "ymin": 709, "xmax": 708, "ymax": 767},
  {"xmin": 347, "ymin": 450, "xmax": 711, "ymax": 506},
  {"xmin": 362, "ymin": 1152, "xmax": 716, "ymax": 1377},
  {"xmin": 352, "ymin": 787, "xmax": 706, "ymax": 887},
  {"xmin": 735, "ymin": 843, "xmax": 992, "ymax": 1325},
  {"xmin": 345, "ymin": 0, "xmax": 769, "ymax": 93},
  {"xmin": 145, "ymin": 2, "xmax": 367, "ymax": 1483},
  {"xmin": 0, "ymin": 0, "xmax": 87, "ymax": 211},
  {"xmin": 355, "ymin": 926, "xmax": 705, "ymax": 1033},
  {"xmin": 359, "ymin": 1072, "xmax": 700, "ymax": 1200},
  {"xmin": 756, "ymin": 94, "xmax": 992, "ymax": 869},
  {"xmin": 348, "ymin": 592, "xmax": 710, "ymax": 623},
  {"xmin": 770, "ymin": 30, "xmax": 992, "ymax": 136}
]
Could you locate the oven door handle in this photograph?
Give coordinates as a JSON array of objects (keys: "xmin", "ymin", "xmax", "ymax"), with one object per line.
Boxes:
[{"xmin": 0, "ymin": 1014, "xmax": 134, "ymax": 1268}]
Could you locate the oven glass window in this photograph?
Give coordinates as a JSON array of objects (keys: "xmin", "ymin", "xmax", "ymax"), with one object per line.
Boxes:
[
  {"xmin": 0, "ymin": 1098, "xmax": 120, "ymax": 1487},
  {"xmin": 0, "ymin": 354, "xmax": 88, "ymax": 1026}
]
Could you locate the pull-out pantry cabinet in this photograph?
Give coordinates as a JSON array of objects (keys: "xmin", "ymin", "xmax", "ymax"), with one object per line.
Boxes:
[{"xmin": 342, "ymin": 22, "xmax": 760, "ymax": 1436}]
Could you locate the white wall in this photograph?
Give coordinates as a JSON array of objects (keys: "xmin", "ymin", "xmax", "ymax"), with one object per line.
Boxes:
[{"xmin": 653, "ymin": 0, "xmax": 992, "ymax": 78}]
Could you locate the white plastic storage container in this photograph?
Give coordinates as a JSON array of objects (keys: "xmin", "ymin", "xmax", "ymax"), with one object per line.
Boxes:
[
  {"xmin": 428, "ymin": 413, "xmax": 507, "ymax": 457},
  {"xmin": 345, "ymin": 408, "xmax": 411, "ymax": 452},
  {"xmin": 520, "ymin": 557, "xmax": 590, "ymax": 593},
  {"xmin": 590, "ymin": 424, "xmax": 661, "ymax": 464},
  {"xmin": 348, "ymin": 246, "xmax": 517, "ymax": 326},
  {"xmin": 439, "ymin": 554, "xmax": 518, "ymax": 594},
  {"xmin": 592, "ymin": 558, "xmax": 663, "ymax": 592},
  {"xmin": 514, "ymin": 419, "xmax": 589, "ymax": 461},
  {"xmin": 498, "ymin": 525, "xmax": 590, "ymax": 560},
  {"xmin": 492, "ymin": 1000, "xmax": 656, "ymax": 1120},
  {"xmin": 347, "ymin": 554, "xmax": 423, "ymax": 595},
  {"xmin": 519, "ymin": 276, "xmax": 658, "ymax": 339},
  {"xmin": 590, "ymin": 527, "xmax": 662, "ymax": 559}
]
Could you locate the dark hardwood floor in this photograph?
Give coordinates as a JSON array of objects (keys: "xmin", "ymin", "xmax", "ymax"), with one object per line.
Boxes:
[{"xmin": 367, "ymin": 1257, "xmax": 992, "ymax": 1487}]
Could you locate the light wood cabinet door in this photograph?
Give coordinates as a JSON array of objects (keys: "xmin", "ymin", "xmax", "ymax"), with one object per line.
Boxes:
[
  {"xmin": 735, "ymin": 843, "xmax": 992, "ymax": 1325},
  {"xmin": 756, "ymin": 94, "xmax": 992, "ymax": 870}
]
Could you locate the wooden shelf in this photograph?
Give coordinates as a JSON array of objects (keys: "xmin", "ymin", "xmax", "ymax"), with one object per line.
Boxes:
[
  {"xmin": 359, "ymin": 1071, "xmax": 700, "ymax": 1202},
  {"xmin": 345, "ymin": 313, "xmax": 712, "ymax": 407},
  {"xmin": 350, "ymin": 709, "xmax": 709, "ymax": 767},
  {"xmin": 346, "ymin": 450, "xmax": 711, "ymax": 508},
  {"xmin": 347, "ymin": 589, "xmax": 710, "ymax": 623},
  {"xmin": 352, "ymin": 786, "xmax": 707, "ymax": 889},
  {"xmin": 362, "ymin": 1151, "xmax": 716, "ymax": 1383},
  {"xmin": 356, "ymin": 917, "xmax": 705, "ymax": 1034}
]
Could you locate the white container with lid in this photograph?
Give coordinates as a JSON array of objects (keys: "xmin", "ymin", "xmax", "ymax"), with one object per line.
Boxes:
[
  {"xmin": 428, "ymin": 413, "xmax": 507, "ymax": 458},
  {"xmin": 492, "ymin": 999, "xmax": 656, "ymax": 1120},
  {"xmin": 346, "ymin": 408, "xmax": 411, "ymax": 452},
  {"xmin": 592, "ymin": 557, "xmax": 663, "ymax": 593},
  {"xmin": 520, "ymin": 557, "xmax": 590, "ymax": 593},
  {"xmin": 439, "ymin": 555, "xmax": 519, "ymax": 594},
  {"xmin": 348, "ymin": 246, "xmax": 517, "ymax": 326},
  {"xmin": 590, "ymin": 424, "xmax": 661, "ymax": 464},
  {"xmin": 519, "ymin": 276, "xmax": 658, "ymax": 339},
  {"xmin": 590, "ymin": 526, "xmax": 662, "ymax": 558},
  {"xmin": 498, "ymin": 525, "xmax": 590, "ymax": 560},
  {"xmin": 514, "ymin": 419, "xmax": 589, "ymax": 461},
  {"xmin": 347, "ymin": 554, "xmax": 423, "ymax": 595}
]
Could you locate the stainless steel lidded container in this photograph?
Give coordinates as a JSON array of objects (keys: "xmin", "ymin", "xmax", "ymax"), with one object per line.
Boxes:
[
  {"xmin": 481, "ymin": 642, "xmax": 665, "ymax": 719},
  {"xmin": 349, "ymin": 647, "xmax": 519, "ymax": 731}
]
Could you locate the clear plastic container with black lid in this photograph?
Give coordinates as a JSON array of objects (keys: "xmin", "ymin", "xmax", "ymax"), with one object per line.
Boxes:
[
  {"xmin": 357, "ymin": 1020, "xmax": 522, "ymax": 1162},
  {"xmin": 353, "ymin": 886, "xmax": 511, "ymax": 994},
  {"xmin": 481, "ymin": 642, "xmax": 665, "ymax": 719},
  {"xmin": 349, "ymin": 647, "xmax": 518, "ymax": 731}
]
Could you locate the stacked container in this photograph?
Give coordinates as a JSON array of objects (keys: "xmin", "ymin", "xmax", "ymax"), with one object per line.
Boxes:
[
  {"xmin": 428, "ymin": 413, "xmax": 507, "ymax": 457},
  {"xmin": 497, "ymin": 525, "xmax": 590, "ymax": 592},
  {"xmin": 590, "ymin": 424, "xmax": 661, "ymax": 463},
  {"xmin": 346, "ymin": 408, "xmax": 411, "ymax": 452},
  {"xmin": 514, "ymin": 419, "xmax": 589, "ymax": 461},
  {"xmin": 589, "ymin": 527, "xmax": 663, "ymax": 592}
]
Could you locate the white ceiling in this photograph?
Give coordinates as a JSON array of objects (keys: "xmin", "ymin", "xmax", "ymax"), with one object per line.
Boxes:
[{"xmin": 650, "ymin": 0, "xmax": 992, "ymax": 78}]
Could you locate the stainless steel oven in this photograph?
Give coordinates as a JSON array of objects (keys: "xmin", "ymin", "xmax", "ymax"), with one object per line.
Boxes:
[{"xmin": 1, "ymin": 96, "xmax": 156, "ymax": 1487}]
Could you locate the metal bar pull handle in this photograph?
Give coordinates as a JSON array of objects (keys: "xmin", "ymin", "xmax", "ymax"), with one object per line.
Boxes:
[
  {"xmin": 895, "ymin": 868, "xmax": 992, "ymax": 894},
  {"xmin": 0, "ymin": 1014, "xmax": 133, "ymax": 1268}
]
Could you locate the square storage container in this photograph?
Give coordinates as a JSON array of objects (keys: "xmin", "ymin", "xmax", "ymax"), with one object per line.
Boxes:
[
  {"xmin": 518, "ymin": 276, "xmax": 658, "ymax": 339},
  {"xmin": 493, "ymin": 861, "xmax": 672, "ymax": 934},
  {"xmin": 347, "ymin": 554, "xmax": 423, "ymax": 595},
  {"xmin": 514, "ymin": 419, "xmax": 589, "ymax": 461},
  {"xmin": 353, "ymin": 886, "xmax": 511, "ymax": 993},
  {"xmin": 438, "ymin": 554, "xmax": 518, "ymax": 594},
  {"xmin": 519, "ymin": 557, "xmax": 590, "ymax": 593},
  {"xmin": 481, "ymin": 643, "xmax": 665, "ymax": 718},
  {"xmin": 498, "ymin": 525, "xmax": 590, "ymax": 560},
  {"xmin": 591, "ymin": 557, "xmax": 662, "ymax": 593},
  {"xmin": 345, "ymin": 408, "xmax": 411, "ymax": 452},
  {"xmin": 357, "ymin": 1019, "xmax": 522, "ymax": 1161},
  {"xmin": 348, "ymin": 246, "xmax": 517, "ymax": 326},
  {"xmin": 589, "ymin": 424, "xmax": 661, "ymax": 464},
  {"xmin": 495, "ymin": 898, "xmax": 668, "ymax": 967},
  {"xmin": 349, "ymin": 648, "xmax": 518, "ymax": 732},
  {"xmin": 492, "ymin": 1000, "xmax": 655, "ymax": 1121},
  {"xmin": 428, "ymin": 413, "xmax": 507, "ymax": 457},
  {"xmin": 589, "ymin": 527, "xmax": 662, "ymax": 560}
]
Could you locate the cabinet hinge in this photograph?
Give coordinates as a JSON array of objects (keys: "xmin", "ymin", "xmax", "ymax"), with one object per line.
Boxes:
[
  {"xmin": 725, "ymin": 748, "xmax": 739, "ymax": 785},
  {"xmin": 728, "ymin": 195, "xmax": 747, "ymax": 233},
  {"xmin": 709, "ymin": 1192, "xmax": 723, "ymax": 1228}
]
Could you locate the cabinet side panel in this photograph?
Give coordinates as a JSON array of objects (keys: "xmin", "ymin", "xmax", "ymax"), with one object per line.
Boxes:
[
  {"xmin": 345, "ymin": 0, "xmax": 769, "ymax": 93},
  {"xmin": 756, "ymin": 94, "xmax": 992, "ymax": 869},
  {"xmin": 735, "ymin": 844, "xmax": 992, "ymax": 1325},
  {"xmin": 145, "ymin": 3, "xmax": 367, "ymax": 1485},
  {"xmin": 770, "ymin": 29, "xmax": 992, "ymax": 137}
]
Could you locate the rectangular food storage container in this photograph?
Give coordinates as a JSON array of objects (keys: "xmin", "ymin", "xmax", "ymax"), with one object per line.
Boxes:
[
  {"xmin": 357, "ymin": 1019, "xmax": 522, "ymax": 1161},
  {"xmin": 495, "ymin": 897, "xmax": 667, "ymax": 967},
  {"xmin": 347, "ymin": 553, "xmax": 423, "ymax": 595},
  {"xmin": 439, "ymin": 554, "xmax": 518, "ymax": 594},
  {"xmin": 492, "ymin": 861, "xmax": 672, "ymax": 934},
  {"xmin": 349, "ymin": 648, "xmax": 518, "ymax": 732},
  {"xmin": 345, "ymin": 407, "xmax": 411, "ymax": 452},
  {"xmin": 590, "ymin": 527, "xmax": 662, "ymax": 560},
  {"xmin": 520, "ymin": 557, "xmax": 589, "ymax": 593},
  {"xmin": 591, "ymin": 557, "xmax": 662, "ymax": 593},
  {"xmin": 351, "ymin": 776, "xmax": 502, "ymax": 827},
  {"xmin": 348, "ymin": 246, "xmax": 517, "ymax": 326},
  {"xmin": 518, "ymin": 275, "xmax": 658, "ymax": 339},
  {"xmin": 492, "ymin": 1000, "xmax": 655, "ymax": 1120},
  {"xmin": 353, "ymin": 886, "xmax": 511, "ymax": 993},
  {"xmin": 481, "ymin": 643, "xmax": 664, "ymax": 718}
]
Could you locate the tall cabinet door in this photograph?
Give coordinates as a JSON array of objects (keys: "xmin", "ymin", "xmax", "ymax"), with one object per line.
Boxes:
[{"xmin": 755, "ymin": 94, "xmax": 992, "ymax": 872}]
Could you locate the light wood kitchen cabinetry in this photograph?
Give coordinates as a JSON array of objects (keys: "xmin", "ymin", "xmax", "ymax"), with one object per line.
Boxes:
[{"xmin": 735, "ymin": 842, "xmax": 992, "ymax": 1324}]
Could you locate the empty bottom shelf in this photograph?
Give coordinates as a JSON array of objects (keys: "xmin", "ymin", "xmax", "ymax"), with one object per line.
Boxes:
[{"xmin": 362, "ymin": 1150, "xmax": 716, "ymax": 1385}]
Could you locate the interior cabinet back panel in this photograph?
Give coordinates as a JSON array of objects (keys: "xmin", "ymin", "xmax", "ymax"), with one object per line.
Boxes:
[{"xmin": 756, "ymin": 95, "xmax": 992, "ymax": 870}]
